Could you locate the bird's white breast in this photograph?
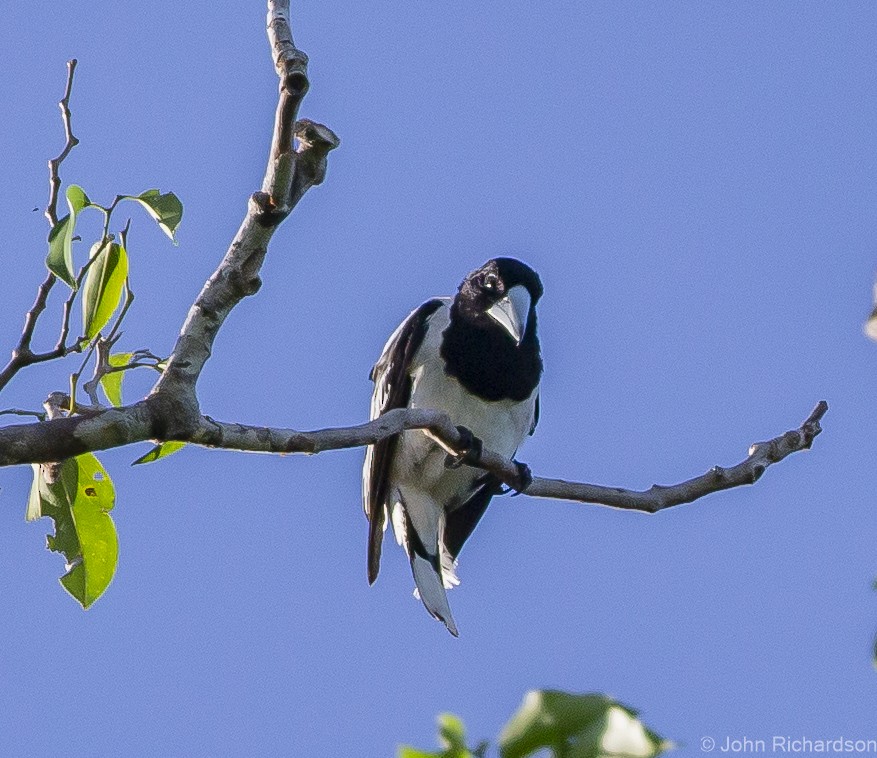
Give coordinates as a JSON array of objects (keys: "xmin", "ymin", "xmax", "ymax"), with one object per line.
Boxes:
[{"xmin": 391, "ymin": 303, "xmax": 538, "ymax": 507}]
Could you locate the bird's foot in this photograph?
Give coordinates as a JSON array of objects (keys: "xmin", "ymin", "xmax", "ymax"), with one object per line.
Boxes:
[
  {"xmin": 445, "ymin": 426, "xmax": 483, "ymax": 469},
  {"xmin": 505, "ymin": 460, "xmax": 532, "ymax": 495}
]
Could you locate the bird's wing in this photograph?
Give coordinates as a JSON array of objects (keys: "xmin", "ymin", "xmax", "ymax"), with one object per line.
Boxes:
[
  {"xmin": 530, "ymin": 392, "xmax": 540, "ymax": 436},
  {"xmin": 363, "ymin": 298, "xmax": 446, "ymax": 584},
  {"xmin": 444, "ymin": 473, "xmax": 503, "ymax": 561}
]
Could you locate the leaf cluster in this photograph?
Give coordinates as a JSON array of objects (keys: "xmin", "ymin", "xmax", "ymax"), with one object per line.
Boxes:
[
  {"xmin": 16, "ymin": 181, "xmax": 184, "ymax": 607},
  {"xmin": 400, "ymin": 690, "xmax": 671, "ymax": 758}
]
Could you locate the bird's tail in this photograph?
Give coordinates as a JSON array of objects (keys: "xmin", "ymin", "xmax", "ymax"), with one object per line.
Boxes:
[
  {"xmin": 367, "ymin": 505, "xmax": 384, "ymax": 585},
  {"xmin": 410, "ymin": 553, "xmax": 459, "ymax": 637},
  {"xmin": 405, "ymin": 513, "xmax": 459, "ymax": 637}
]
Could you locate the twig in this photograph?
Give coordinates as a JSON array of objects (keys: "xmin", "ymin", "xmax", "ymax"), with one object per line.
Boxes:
[
  {"xmin": 54, "ymin": 283, "xmax": 80, "ymax": 355},
  {"xmin": 104, "ymin": 280, "xmax": 134, "ymax": 347},
  {"xmin": 53, "ymin": 236, "xmax": 107, "ymax": 361},
  {"xmin": 44, "ymin": 392, "xmax": 104, "ymax": 417},
  {"xmin": 79, "ymin": 334, "xmax": 158, "ymax": 407},
  {"xmin": 0, "ymin": 408, "xmax": 47, "ymax": 421},
  {"xmin": 107, "ymin": 350, "xmax": 162, "ymax": 373},
  {"xmin": 82, "ymin": 338, "xmax": 114, "ymax": 405},
  {"xmin": 519, "ymin": 401, "xmax": 829, "ymax": 511},
  {"xmin": 0, "ymin": 60, "xmax": 80, "ymax": 394},
  {"xmin": 0, "ymin": 272, "xmax": 56, "ymax": 392},
  {"xmin": 46, "ymin": 60, "xmax": 80, "ymax": 227}
]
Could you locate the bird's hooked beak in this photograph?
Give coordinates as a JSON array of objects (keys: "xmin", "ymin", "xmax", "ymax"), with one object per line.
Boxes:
[{"xmin": 486, "ymin": 285, "xmax": 531, "ymax": 345}]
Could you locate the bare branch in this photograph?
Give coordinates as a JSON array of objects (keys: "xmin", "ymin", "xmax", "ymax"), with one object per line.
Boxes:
[
  {"xmin": 149, "ymin": 0, "xmax": 337, "ymax": 435},
  {"xmin": 263, "ymin": 0, "xmax": 310, "ymax": 210},
  {"xmin": 0, "ymin": 59, "xmax": 81, "ymax": 394},
  {"xmin": 187, "ymin": 402, "xmax": 827, "ymax": 511},
  {"xmin": 0, "ymin": 409, "xmax": 47, "ymax": 421},
  {"xmin": 78, "ymin": 335, "xmax": 157, "ymax": 408},
  {"xmin": 521, "ymin": 401, "xmax": 829, "ymax": 512},
  {"xmin": 0, "ymin": 272, "xmax": 56, "ymax": 392},
  {"xmin": 82, "ymin": 338, "xmax": 115, "ymax": 405},
  {"xmin": 53, "ymin": 292, "xmax": 78, "ymax": 355},
  {"xmin": 0, "ymin": 395, "xmax": 826, "ymax": 507},
  {"xmin": 46, "ymin": 59, "xmax": 80, "ymax": 227}
]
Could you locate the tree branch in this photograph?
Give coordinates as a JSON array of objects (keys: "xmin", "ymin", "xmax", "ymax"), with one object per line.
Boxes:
[
  {"xmin": 0, "ymin": 59, "xmax": 81, "ymax": 394},
  {"xmin": 523, "ymin": 401, "xmax": 828, "ymax": 511},
  {"xmin": 191, "ymin": 401, "xmax": 828, "ymax": 512},
  {"xmin": 0, "ymin": 400, "xmax": 826, "ymax": 511},
  {"xmin": 0, "ymin": 403, "xmax": 153, "ymax": 466},
  {"xmin": 148, "ymin": 0, "xmax": 337, "ymax": 429},
  {"xmin": 0, "ymin": 409, "xmax": 47, "ymax": 421},
  {"xmin": 46, "ymin": 59, "xmax": 80, "ymax": 227}
]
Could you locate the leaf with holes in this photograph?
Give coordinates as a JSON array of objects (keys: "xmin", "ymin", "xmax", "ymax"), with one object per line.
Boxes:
[
  {"xmin": 132, "ymin": 441, "xmax": 185, "ymax": 465},
  {"xmin": 82, "ymin": 240, "xmax": 128, "ymax": 339},
  {"xmin": 46, "ymin": 184, "xmax": 91, "ymax": 288},
  {"xmin": 498, "ymin": 690, "xmax": 671, "ymax": 758},
  {"xmin": 26, "ymin": 453, "xmax": 118, "ymax": 608},
  {"xmin": 124, "ymin": 189, "xmax": 183, "ymax": 243}
]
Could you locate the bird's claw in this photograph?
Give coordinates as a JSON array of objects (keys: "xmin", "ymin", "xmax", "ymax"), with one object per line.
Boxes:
[
  {"xmin": 445, "ymin": 426, "xmax": 483, "ymax": 469},
  {"xmin": 509, "ymin": 461, "xmax": 532, "ymax": 495}
]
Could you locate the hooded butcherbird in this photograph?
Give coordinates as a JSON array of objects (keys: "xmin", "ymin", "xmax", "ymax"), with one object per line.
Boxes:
[{"xmin": 363, "ymin": 258, "xmax": 543, "ymax": 635}]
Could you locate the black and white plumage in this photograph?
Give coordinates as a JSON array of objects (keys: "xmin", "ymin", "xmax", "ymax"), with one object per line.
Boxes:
[{"xmin": 363, "ymin": 258, "xmax": 543, "ymax": 636}]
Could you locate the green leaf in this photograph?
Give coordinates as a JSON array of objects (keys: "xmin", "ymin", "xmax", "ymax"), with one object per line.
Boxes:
[
  {"xmin": 99, "ymin": 352, "xmax": 133, "ymax": 406},
  {"xmin": 47, "ymin": 216, "xmax": 74, "ymax": 285},
  {"xmin": 81, "ymin": 241, "xmax": 129, "ymax": 339},
  {"xmin": 398, "ymin": 749, "xmax": 442, "ymax": 758},
  {"xmin": 566, "ymin": 705, "xmax": 671, "ymax": 758},
  {"xmin": 46, "ymin": 184, "xmax": 91, "ymax": 288},
  {"xmin": 498, "ymin": 691, "xmax": 670, "ymax": 758},
  {"xmin": 26, "ymin": 453, "xmax": 119, "ymax": 609},
  {"xmin": 132, "ymin": 440, "xmax": 185, "ymax": 465},
  {"xmin": 124, "ymin": 189, "xmax": 183, "ymax": 243},
  {"xmin": 66, "ymin": 185, "xmax": 91, "ymax": 214},
  {"xmin": 399, "ymin": 714, "xmax": 478, "ymax": 758},
  {"xmin": 438, "ymin": 714, "xmax": 469, "ymax": 754}
]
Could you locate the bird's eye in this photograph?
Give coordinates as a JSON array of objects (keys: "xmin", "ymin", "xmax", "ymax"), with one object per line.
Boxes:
[{"xmin": 483, "ymin": 273, "xmax": 499, "ymax": 291}]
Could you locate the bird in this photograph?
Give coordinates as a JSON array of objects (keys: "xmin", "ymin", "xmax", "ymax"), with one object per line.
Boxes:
[{"xmin": 363, "ymin": 257, "xmax": 543, "ymax": 635}]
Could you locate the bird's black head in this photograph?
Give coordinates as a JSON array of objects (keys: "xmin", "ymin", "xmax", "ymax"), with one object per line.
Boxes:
[
  {"xmin": 443, "ymin": 257, "xmax": 543, "ymax": 402},
  {"xmin": 453, "ymin": 258, "xmax": 543, "ymax": 345}
]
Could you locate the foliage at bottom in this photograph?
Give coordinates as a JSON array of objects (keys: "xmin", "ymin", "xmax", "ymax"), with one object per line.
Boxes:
[{"xmin": 400, "ymin": 690, "xmax": 671, "ymax": 758}]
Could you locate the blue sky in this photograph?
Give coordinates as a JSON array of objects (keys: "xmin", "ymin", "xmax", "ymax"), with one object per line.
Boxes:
[{"xmin": 1, "ymin": 2, "xmax": 876, "ymax": 756}]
